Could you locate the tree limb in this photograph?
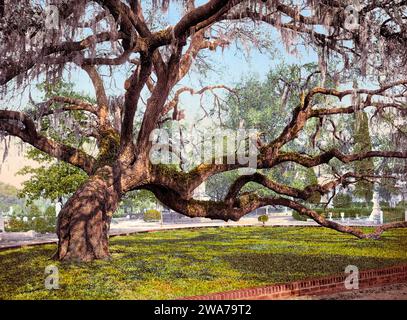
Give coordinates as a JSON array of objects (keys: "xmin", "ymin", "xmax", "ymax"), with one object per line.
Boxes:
[{"xmin": 0, "ymin": 110, "xmax": 96, "ymax": 174}]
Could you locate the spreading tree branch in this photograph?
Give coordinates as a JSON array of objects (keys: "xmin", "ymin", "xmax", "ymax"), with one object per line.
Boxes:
[{"xmin": 0, "ymin": 110, "xmax": 96, "ymax": 174}]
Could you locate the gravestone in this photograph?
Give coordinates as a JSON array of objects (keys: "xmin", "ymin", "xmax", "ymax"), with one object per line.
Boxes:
[
  {"xmin": 405, "ymin": 209, "xmax": 407, "ymax": 222},
  {"xmin": 55, "ymin": 202, "xmax": 62, "ymax": 217},
  {"xmin": 369, "ymin": 190, "xmax": 383, "ymax": 224},
  {"xmin": 0, "ymin": 212, "xmax": 4, "ymax": 232}
]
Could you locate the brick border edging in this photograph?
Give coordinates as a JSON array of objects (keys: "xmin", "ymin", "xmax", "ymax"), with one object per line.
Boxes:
[{"xmin": 180, "ymin": 264, "xmax": 407, "ymax": 300}]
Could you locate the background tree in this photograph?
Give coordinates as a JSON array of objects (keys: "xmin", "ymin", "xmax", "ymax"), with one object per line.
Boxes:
[
  {"xmin": 17, "ymin": 149, "xmax": 88, "ymax": 205},
  {"xmin": 352, "ymin": 110, "xmax": 374, "ymax": 205},
  {"xmin": 0, "ymin": 1, "xmax": 406, "ymax": 262},
  {"xmin": 121, "ymin": 189, "xmax": 156, "ymax": 214},
  {"xmin": 332, "ymin": 192, "xmax": 353, "ymax": 209},
  {"xmin": 0, "ymin": 182, "xmax": 22, "ymax": 212}
]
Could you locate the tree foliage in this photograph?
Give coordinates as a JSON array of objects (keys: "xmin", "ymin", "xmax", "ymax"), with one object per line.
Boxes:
[
  {"xmin": 0, "ymin": 182, "xmax": 22, "ymax": 212},
  {"xmin": 17, "ymin": 150, "xmax": 88, "ymax": 204},
  {"xmin": 352, "ymin": 110, "xmax": 374, "ymax": 204}
]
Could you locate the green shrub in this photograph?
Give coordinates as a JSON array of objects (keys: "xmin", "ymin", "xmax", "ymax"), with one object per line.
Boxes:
[
  {"xmin": 144, "ymin": 209, "xmax": 161, "ymax": 222},
  {"xmin": 44, "ymin": 206, "xmax": 56, "ymax": 218},
  {"xmin": 396, "ymin": 201, "xmax": 407, "ymax": 209},
  {"xmin": 332, "ymin": 193, "xmax": 352, "ymax": 208},
  {"xmin": 32, "ymin": 217, "xmax": 56, "ymax": 233},
  {"xmin": 292, "ymin": 211, "xmax": 307, "ymax": 221},
  {"xmin": 27, "ymin": 204, "xmax": 42, "ymax": 218},
  {"xmin": 314, "ymin": 207, "xmax": 371, "ymax": 219},
  {"xmin": 6, "ymin": 217, "xmax": 56, "ymax": 233},
  {"xmin": 5, "ymin": 218, "xmax": 30, "ymax": 232},
  {"xmin": 5, "ymin": 206, "xmax": 56, "ymax": 233},
  {"xmin": 380, "ymin": 201, "xmax": 390, "ymax": 208},
  {"xmin": 258, "ymin": 214, "xmax": 269, "ymax": 226},
  {"xmin": 383, "ymin": 207, "xmax": 405, "ymax": 223},
  {"xmin": 311, "ymin": 206, "xmax": 405, "ymax": 223}
]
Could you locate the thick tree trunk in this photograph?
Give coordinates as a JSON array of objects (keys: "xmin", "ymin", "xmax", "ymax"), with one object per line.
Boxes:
[{"xmin": 53, "ymin": 172, "xmax": 121, "ymax": 262}]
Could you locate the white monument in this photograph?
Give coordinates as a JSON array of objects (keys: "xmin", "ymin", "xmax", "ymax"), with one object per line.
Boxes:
[
  {"xmin": 283, "ymin": 206, "xmax": 291, "ymax": 216},
  {"xmin": 0, "ymin": 212, "xmax": 4, "ymax": 232},
  {"xmin": 369, "ymin": 191, "xmax": 383, "ymax": 224},
  {"xmin": 55, "ymin": 202, "xmax": 62, "ymax": 217},
  {"xmin": 405, "ymin": 209, "xmax": 407, "ymax": 222}
]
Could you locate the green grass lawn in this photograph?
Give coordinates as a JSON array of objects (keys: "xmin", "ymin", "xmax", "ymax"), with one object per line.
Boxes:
[{"xmin": 1, "ymin": 226, "xmax": 407, "ymax": 299}]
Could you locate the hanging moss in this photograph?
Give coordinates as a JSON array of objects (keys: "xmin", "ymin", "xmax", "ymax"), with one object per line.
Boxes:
[
  {"xmin": 238, "ymin": 193, "xmax": 259, "ymax": 208},
  {"xmin": 152, "ymin": 163, "xmax": 213, "ymax": 188},
  {"xmin": 96, "ymin": 128, "xmax": 121, "ymax": 168}
]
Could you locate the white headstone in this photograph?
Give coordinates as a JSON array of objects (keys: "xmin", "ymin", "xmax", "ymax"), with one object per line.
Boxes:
[
  {"xmin": 369, "ymin": 190, "xmax": 383, "ymax": 224},
  {"xmin": 55, "ymin": 202, "xmax": 62, "ymax": 217},
  {"xmin": 340, "ymin": 212, "xmax": 345, "ymax": 221},
  {"xmin": 23, "ymin": 216, "xmax": 28, "ymax": 222},
  {"xmin": 0, "ymin": 212, "xmax": 4, "ymax": 232},
  {"xmin": 405, "ymin": 209, "xmax": 407, "ymax": 222}
]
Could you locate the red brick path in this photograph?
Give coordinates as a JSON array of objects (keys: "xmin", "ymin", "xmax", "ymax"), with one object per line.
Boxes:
[{"xmin": 181, "ymin": 264, "xmax": 407, "ymax": 300}]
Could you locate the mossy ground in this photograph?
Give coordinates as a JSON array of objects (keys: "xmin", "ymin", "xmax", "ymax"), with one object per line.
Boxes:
[{"xmin": 1, "ymin": 226, "xmax": 407, "ymax": 299}]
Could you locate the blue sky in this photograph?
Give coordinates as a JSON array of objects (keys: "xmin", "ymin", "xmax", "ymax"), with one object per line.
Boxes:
[{"xmin": 4, "ymin": 1, "xmax": 320, "ymax": 120}]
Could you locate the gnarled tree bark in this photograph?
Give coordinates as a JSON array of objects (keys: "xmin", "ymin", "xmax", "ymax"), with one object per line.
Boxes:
[{"xmin": 54, "ymin": 167, "xmax": 121, "ymax": 261}]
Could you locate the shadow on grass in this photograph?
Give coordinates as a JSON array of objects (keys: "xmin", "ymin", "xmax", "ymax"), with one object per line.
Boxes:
[
  {"xmin": 1, "ymin": 227, "xmax": 407, "ymax": 299},
  {"xmin": 221, "ymin": 252, "xmax": 403, "ymax": 284}
]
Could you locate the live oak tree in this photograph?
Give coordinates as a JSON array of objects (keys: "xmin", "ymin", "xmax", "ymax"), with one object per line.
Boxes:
[{"xmin": 1, "ymin": 0, "xmax": 407, "ymax": 261}]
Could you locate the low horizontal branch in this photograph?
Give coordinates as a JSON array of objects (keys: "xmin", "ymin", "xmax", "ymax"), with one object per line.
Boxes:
[{"xmin": 0, "ymin": 110, "xmax": 96, "ymax": 174}]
